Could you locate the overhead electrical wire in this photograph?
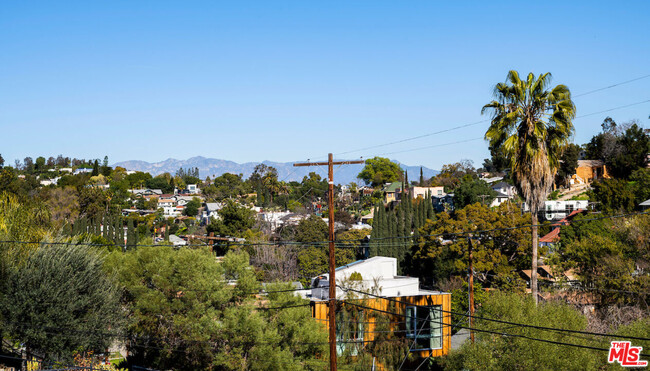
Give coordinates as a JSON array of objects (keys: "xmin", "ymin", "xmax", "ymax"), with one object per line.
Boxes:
[
  {"xmin": 309, "ymin": 74, "xmax": 650, "ymax": 160},
  {"xmin": 337, "ymin": 286, "xmax": 650, "ymax": 342},
  {"xmin": 5, "ymin": 209, "xmax": 646, "ymax": 248},
  {"xmin": 338, "ymin": 299, "xmax": 650, "ymax": 357},
  {"xmin": 573, "ymin": 74, "xmax": 650, "ymax": 98}
]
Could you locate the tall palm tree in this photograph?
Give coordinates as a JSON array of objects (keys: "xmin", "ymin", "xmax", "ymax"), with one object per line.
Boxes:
[{"xmin": 482, "ymin": 71, "xmax": 576, "ymax": 304}]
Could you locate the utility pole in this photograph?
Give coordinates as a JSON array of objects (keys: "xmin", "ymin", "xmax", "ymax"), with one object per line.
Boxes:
[
  {"xmin": 467, "ymin": 236, "xmax": 475, "ymax": 344},
  {"xmin": 294, "ymin": 154, "xmax": 363, "ymax": 371},
  {"xmin": 478, "ymin": 194, "xmax": 490, "ymax": 206}
]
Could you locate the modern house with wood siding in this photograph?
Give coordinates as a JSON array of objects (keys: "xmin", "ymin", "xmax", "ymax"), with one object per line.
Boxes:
[{"xmin": 304, "ymin": 257, "xmax": 452, "ymax": 364}]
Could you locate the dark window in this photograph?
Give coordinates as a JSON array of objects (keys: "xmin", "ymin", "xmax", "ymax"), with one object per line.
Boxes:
[
  {"xmin": 336, "ymin": 310, "xmax": 364, "ymax": 355},
  {"xmin": 405, "ymin": 305, "xmax": 442, "ymax": 350}
]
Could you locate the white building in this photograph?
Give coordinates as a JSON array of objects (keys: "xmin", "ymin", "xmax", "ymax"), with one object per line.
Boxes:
[
  {"xmin": 491, "ymin": 181, "xmax": 517, "ymax": 198},
  {"xmin": 306, "ymin": 256, "xmax": 438, "ymax": 300},
  {"xmin": 543, "ymin": 200, "xmax": 589, "ymax": 220},
  {"xmin": 411, "ymin": 186, "xmax": 445, "ymax": 198}
]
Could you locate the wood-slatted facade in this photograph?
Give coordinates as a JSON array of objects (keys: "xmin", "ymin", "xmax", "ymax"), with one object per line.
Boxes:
[{"xmin": 310, "ymin": 292, "xmax": 452, "ymax": 362}]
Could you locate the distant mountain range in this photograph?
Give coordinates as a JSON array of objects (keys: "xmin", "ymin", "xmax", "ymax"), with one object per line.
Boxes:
[{"xmin": 113, "ymin": 156, "xmax": 439, "ymax": 185}]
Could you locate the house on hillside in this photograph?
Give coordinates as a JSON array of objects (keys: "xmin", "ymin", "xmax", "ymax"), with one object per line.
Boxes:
[
  {"xmin": 490, "ymin": 192, "xmax": 511, "ymax": 208},
  {"xmin": 571, "ymin": 160, "xmax": 610, "ymax": 185},
  {"xmin": 538, "ymin": 209, "xmax": 586, "ymax": 250},
  {"xmin": 129, "ymin": 188, "xmax": 163, "ymax": 197},
  {"xmin": 358, "ymin": 186, "xmax": 374, "ymax": 197},
  {"xmin": 411, "ymin": 186, "xmax": 445, "ymax": 199},
  {"xmin": 383, "ymin": 182, "xmax": 403, "ymax": 204},
  {"xmin": 305, "ymin": 256, "xmax": 451, "ymax": 362},
  {"xmin": 491, "ymin": 181, "xmax": 517, "ymax": 198},
  {"xmin": 639, "ymin": 199, "xmax": 650, "ymax": 210},
  {"xmin": 202, "ymin": 202, "xmax": 223, "ymax": 223},
  {"xmin": 543, "ymin": 200, "xmax": 589, "ymax": 220}
]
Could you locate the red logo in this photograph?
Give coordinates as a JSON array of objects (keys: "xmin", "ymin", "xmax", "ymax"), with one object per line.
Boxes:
[{"xmin": 608, "ymin": 341, "xmax": 647, "ymax": 367}]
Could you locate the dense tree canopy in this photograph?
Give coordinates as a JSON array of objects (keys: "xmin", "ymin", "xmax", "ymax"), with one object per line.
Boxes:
[
  {"xmin": 453, "ymin": 178, "xmax": 496, "ymax": 209},
  {"xmin": 412, "ymin": 202, "xmax": 530, "ymax": 289},
  {"xmin": 2, "ymin": 244, "xmax": 122, "ymax": 363},
  {"xmin": 106, "ymin": 247, "xmax": 327, "ymax": 370},
  {"xmin": 585, "ymin": 118, "xmax": 650, "ymax": 179},
  {"xmin": 357, "ymin": 157, "xmax": 403, "ymax": 187},
  {"xmin": 206, "ymin": 199, "xmax": 257, "ymax": 238},
  {"xmin": 443, "ymin": 292, "xmax": 605, "ymax": 370}
]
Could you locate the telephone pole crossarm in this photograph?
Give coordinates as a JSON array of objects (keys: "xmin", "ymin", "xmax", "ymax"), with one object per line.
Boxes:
[{"xmin": 293, "ymin": 160, "xmax": 364, "ymax": 167}]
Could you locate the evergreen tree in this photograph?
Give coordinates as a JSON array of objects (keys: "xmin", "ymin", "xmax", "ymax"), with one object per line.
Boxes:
[
  {"xmin": 91, "ymin": 159, "xmax": 99, "ymax": 176},
  {"xmin": 370, "ymin": 206, "xmax": 380, "ymax": 256},
  {"xmin": 127, "ymin": 219, "xmax": 135, "ymax": 250},
  {"xmin": 419, "ymin": 167, "xmax": 424, "ymax": 186},
  {"xmin": 426, "ymin": 194, "xmax": 435, "ymax": 221},
  {"xmin": 419, "ymin": 199, "xmax": 426, "ymax": 227},
  {"xmin": 102, "ymin": 214, "xmax": 108, "ymax": 240},
  {"xmin": 389, "ymin": 212, "xmax": 397, "ymax": 258}
]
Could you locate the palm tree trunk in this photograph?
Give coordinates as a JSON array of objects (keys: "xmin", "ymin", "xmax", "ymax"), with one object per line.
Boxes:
[{"xmin": 531, "ymin": 210, "xmax": 539, "ymax": 305}]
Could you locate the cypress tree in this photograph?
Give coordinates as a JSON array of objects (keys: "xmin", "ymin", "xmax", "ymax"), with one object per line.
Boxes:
[
  {"xmin": 404, "ymin": 170, "xmax": 409, "ymax": 192},
  {"xmin": 405, "ymin": 196, "xmax": 413, "ymax": 231},
  {"xmin": 419, "ymin": 167, "xmax": 424, "ymax": 186},
  {"xmin": 419, "ymin": 199, "xmax": 426, "ymax": 226},
  {"xmin": 426, "ymin": 194, "xmax": 435, "ymax": 221},
  {"xmin": 119, "ymin": 219, "xmax": 125, "ymax": 247},
  {"xmin": 382, "ymin": 207, "xmax": 390, "ymax": 256},
  {"xmin": 396, "ymin": 206, "xmax": 405, "ymax": 271},
  {"xmin": 102, "ymin": 214, "xmax": 108, "ymax": 240},
  {"xmin": 374, "ymin": 205, "xmax": 382, "ymax": 255},
  {"xmin": 164, "ymin": 220, "xmax": 170, "ymax": 241},
  {"xmin": 370, "ymin": 206, "xmax": 379, "ymax": 257},
  {"xmin": 387, "ymin": 212, "xmax": 395, "ymax": 258},
  {"xmin": 397, "ymin": 207, "xmax": 405, "ymax": 239},
  {"xmin": 375, "ymin": 206, "xmax": 384, "ymax": 255},
  {"xmin": 127, "ymin": 219, "xmax": 135, "ymax": 250}
]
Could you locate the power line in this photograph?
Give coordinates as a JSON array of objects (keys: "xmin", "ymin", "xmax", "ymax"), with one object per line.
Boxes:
[
  {"xmin": 338, "ymin": 286, "xmax": 650, "ymax": 342},
  {"xmin": 574, "ymin": 99, "xmax": 650, "ymax": 119},
  {"xmin": 573, "ymin": 74, "xmax": 650, "ymax": 98},
  {"xmin": 334, "ymin": 119, "xmax": 489, "ymax": 157},
  {"xmin": 2, "ymin": 210, "xmax": 649, "ymax": 248},
  {"xmin": 374, "ymin": 137, "xmax": 484, "ymax": 157},
  {"xmin": 324, "ymin": 75, "xmax": 650, "ymax": 159},
  {"xmin": 340, "ymin": 299, "xmax": 650, "ymax": 357}
]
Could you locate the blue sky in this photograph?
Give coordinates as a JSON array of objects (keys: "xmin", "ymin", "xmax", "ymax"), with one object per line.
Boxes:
[{"xmin": 1, "ymin": 1, "xmax": 648, "ymax": 170}]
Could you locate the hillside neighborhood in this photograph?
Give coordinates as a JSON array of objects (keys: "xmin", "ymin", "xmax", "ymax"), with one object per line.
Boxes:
[
  {"xmin": 1, "ymin": 109, "xmax": 650, "ymax": 369},
  {"xmin": 2, "ymin": 2, "xmax": 650, "ymax": 370}
]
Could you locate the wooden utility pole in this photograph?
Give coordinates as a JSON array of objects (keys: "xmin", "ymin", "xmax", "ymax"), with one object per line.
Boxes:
[
  {"xmin": 294, "ymin": 154, "xmax": 363, "ymax": 371},
  {"xmin": 478, "ymin": 194, "xmax": 490, "ymax": 206},
  {"xmin": 467, "ymin": 236, "xmax": 475, "ymax": 344}
]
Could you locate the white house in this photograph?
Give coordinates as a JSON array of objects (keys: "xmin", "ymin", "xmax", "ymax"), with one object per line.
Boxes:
[
  {"xmin": 411, "ymin": 186, "xmax": 445, "ymax": 199},
  {"xmin": 307, "ymin": 256, "xmax": 435, "ymax": 300},
  {"xmin": 129, "ymin": 189, "xmax": 163, "ymax": 196},
  {"xmin": 74, "ymin": 168, "xmax": 92, "ymax": 175},
  {"xmin": 543, "ymin": 200, "xmax": 589, "ymax": 220},
  {"xmin": 490, "ymin": 192, "xmax": 511, "ymax": 208},
  {"xmin": 491, "ymin": 181, "xmax": 517, "ymax": 198},
  {"xmin": 158, "ymin": 198, "xmax": 177, "ymax": 208},
  {"xmin": 202, "ymin": 202, "xmax": 223, "ymax": 223}
]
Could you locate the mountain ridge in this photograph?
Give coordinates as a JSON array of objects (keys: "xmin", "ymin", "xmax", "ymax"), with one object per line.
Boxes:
[{"xmin": 113, "ymin": 157, "xmax": 439, "ymax": 185}]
